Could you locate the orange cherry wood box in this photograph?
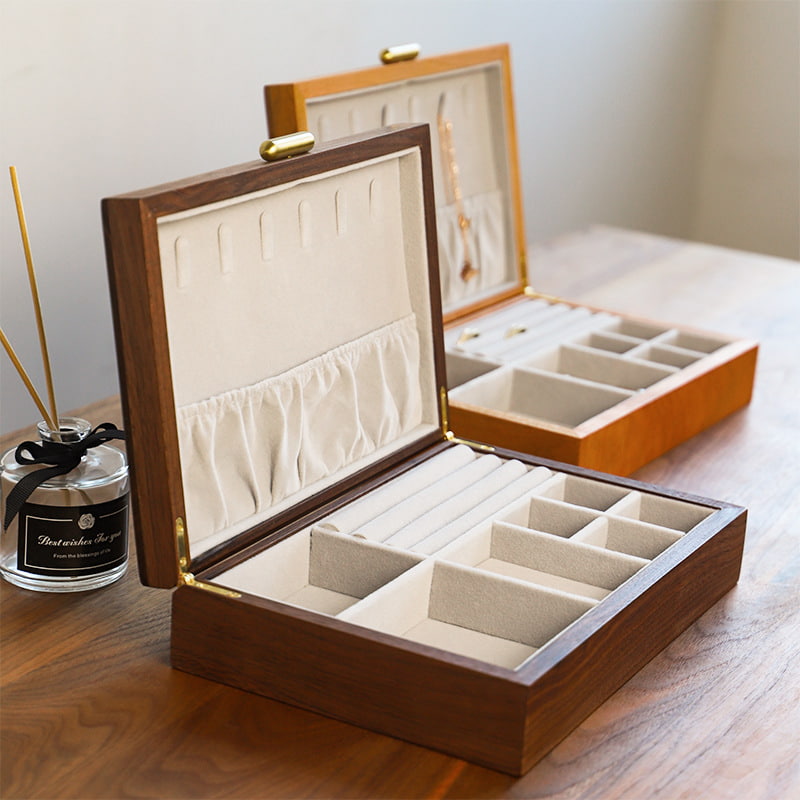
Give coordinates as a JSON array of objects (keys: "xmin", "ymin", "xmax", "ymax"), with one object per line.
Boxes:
[
  {"xmin": 102, "ymin": 126, "xmax": 746, "ymax": 775},
  {"xmin": 264, "ymin": 44, "xmax": 757, "ymax": 476}
]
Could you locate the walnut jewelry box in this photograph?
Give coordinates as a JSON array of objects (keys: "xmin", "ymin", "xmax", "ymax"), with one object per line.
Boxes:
[
  {"xmin": 264, "ymin": 43, "xmax": 758, "ymax": 476},
  {"xmin": 103, "ymin": 125, "xmax": 746, "ymax": 776}
]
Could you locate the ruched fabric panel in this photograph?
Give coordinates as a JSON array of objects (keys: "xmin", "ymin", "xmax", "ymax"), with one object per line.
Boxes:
[{"xmin": 177, "ymin": 314, "xmax": 422, "ymax": 546}]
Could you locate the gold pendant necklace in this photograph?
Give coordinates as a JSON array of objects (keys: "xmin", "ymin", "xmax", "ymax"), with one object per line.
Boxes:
[{"xmin": 438, "ymin": 115, "xmax": 479, "ymax": 283}]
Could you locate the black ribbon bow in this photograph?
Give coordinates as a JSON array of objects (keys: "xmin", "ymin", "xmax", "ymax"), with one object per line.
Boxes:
[{"xmin": 3, "ymin": 423, "xmax": 126, "ymax": 530}]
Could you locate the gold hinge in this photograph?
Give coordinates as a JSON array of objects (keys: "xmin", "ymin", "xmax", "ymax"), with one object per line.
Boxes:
[
  {"xmin": 439, "ymin": 386, "xmax": 451, "ymax": 439},
  {"xmin": 176, "ymin": 516, "xmax": 191, "ymax": 573},
  {"xmin": 380, "ymin": 43, "xmax": 420, "ymax": 64},
  {"xmin": 175, "ymin": 517, "xmax": 241, "ymax": 598},
  {"xmin": 524, "ymin": 285, "xmax": 563, "ymax": 304},
  {"xmin": 259, "ymin": 131, "xmax": 315, "ymax": 162},
  {"xmin": 519, "ymin": 252, "xmax": 530, "ymax": 287}
]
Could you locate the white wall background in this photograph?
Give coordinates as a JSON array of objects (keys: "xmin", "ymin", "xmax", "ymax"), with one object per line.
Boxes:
[
  {"xmin": 1, "ymin": 0, "xmax": 798, "ymax": 435},
  {"xmin": 692, "ymin": 0, "xmax": 800, "ymax": 257}
]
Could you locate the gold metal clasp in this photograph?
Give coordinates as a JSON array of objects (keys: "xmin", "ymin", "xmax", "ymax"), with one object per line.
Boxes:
[
  {"xmin": 380, "ymin": 43, "xmax": 421, "ymax": 64},
  {"xmin": 259, "ymin": 131, "xmax": 315, "ymax": 162},
  {"xmin": 175, "ymin": 517, "xmax": 241, "ymax": 598}
]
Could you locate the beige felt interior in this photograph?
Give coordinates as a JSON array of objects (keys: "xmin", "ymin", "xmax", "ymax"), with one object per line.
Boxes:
[
  {"xmin": 216, "ymin": 447, "xmax": 716, "ymax": 671},
  {"xmin": 447, "ymin": 296, "xmax": 735, "ymax": 428},
  {"xmin": 300, "ymin": 62, "xmax": 519, "ymax": 313},
  {"xmin": 156, "ymin": 149, "xmax": 440, "ymax": 556}
]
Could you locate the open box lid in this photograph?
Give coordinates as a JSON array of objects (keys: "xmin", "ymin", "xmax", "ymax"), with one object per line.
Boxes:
[
  {"xmin": 102, "ymin": 126, "xmax": 447, "ymax": 588},
  {"xmin": 265, "ymin": 44, "xmax": 528, "ymax": 322}
]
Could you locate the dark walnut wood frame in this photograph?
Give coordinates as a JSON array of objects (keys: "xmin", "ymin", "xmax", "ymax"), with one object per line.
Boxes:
[
  {"xmin": 102, "ymin": 125, "xmax": 746, "ymax": 775},
  {"xmin": 264, "ymin": 44, "xmax": 758, "ymax": 476}
]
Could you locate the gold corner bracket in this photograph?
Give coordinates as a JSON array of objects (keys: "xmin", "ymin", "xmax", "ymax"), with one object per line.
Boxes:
[
  {"xmin": 175, "ymin": 517, "xmax": 241, "ymax": 598},
  {"xmin": 259, "ymin": 131, "xmax": 315, "ymax": 162},
  {"xmin": 380, "ymin": 43, "xmax": 420, "ymax": 64},
  {"xmin": 439, "ymin": 386, "xmax": 495, "ymax": 452},
  {"xmin": 451, "ymin": 436, "xmax": 495, "ymax": 453}
]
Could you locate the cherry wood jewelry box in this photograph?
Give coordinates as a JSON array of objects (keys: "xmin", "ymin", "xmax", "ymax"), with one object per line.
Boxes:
[
  {"xmin": 102, "ymin": 125, "xmax": 746, "ymax": 775},
  {"xmin": 264, "ymin": 44, "xmax": 758, "ymax": 476}
]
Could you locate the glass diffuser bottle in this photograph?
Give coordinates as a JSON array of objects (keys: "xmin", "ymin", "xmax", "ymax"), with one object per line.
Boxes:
[{"xmin": 0, "ymin": 417, "xmax": 129, "ymax": 592}]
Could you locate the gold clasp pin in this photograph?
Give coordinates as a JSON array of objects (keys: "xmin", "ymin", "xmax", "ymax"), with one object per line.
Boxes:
[
  {"xmin": 259, "ymin": 131, "xmax": 315, "ymax": 162},
  {"xmin": 456, "ymin": 327, "xmax": 481, "ymax": 347},
  {"xmin": 505, "ymin": 323, "xmax": 527, "ymax": 338},
  {"xmin": 380, "ymin": 43, "xmax": 421, "ymax": 64}
]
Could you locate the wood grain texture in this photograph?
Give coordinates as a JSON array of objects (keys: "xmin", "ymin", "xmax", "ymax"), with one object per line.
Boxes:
[
  {"xmin": 2, "ymin": 228, "xmax": 798, "ymax": 798},
  {"xmin": 517, "ymin": 505, "xmax": 746, "ymax": 773},
  {"xmin": 171, "ymin": 585, "xmax": 529, "ymax": 775}
]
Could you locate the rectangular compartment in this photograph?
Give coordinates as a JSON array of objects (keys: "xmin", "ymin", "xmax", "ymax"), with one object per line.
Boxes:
[
  {"xmin": 658, "ymin": 330, "xmax": 729, "ymax": 354},
  {"xmin": 520, "ymin": 495, "xmax": 602, "ymax": 538},
  {"xmin": 627, "ymin": 342, "xmax": 704, "ymax": 368},
  {"xmin": 533, "ymin": 473, "xmax": 631, "ymax": 511},
  {"xmin": 608, "ymin": 490, "xmax": 716, "ymax": 531},
  {"xmin": 522, "ymin": 344, "xmax": 677, "ymax": 391},
  {"xmin": 340, "ymin": 559, "xmax": 595, "ymax": 669},
  {"xmin": 607, "ymin": 318, "xmax": 670, "ymax": 340},
  {"xmin": 446, "ymin": 350, "xmax": 500, "ymax": 388},
  {"xmin": 570, "ymin": 516, "xmax": 684, "ymax": 560},
  {"xmin": 578, "ymin": 330, "xmax": 643, "ymax": 354},
  {"xmin": 438, "ymin": 520, "xmax": 649, "ymax": 601},
  {"xmin": 216, "ymin": 527, "xmax": 421, "ymax": 614},
  {"xmin": 450, "ymin": 366, "xmax": 633, "ymax": 427}
]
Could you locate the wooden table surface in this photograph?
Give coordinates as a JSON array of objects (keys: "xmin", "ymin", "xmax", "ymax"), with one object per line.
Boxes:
[{"xmin": 2, "ymin": 226, "xmax": 798, "ymax": 799}]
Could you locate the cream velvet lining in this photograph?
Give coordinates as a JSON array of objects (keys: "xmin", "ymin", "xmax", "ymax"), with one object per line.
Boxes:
[
  {"xmin": 177, "ymin": 315, "xmax": 423, "ymax": 548},
  {"xmin": 156, "ymin": 149, "xmax": 441, "ymax": 556},
  {"xmin": 216, "ymin": 447, "xmax": 715, "ymax": 671},
  {"xmin": 301, "ymin": 62, "xmax": 519, "ymax": 312},
  {"xmin": 447, "ymin": 297, "xmax": 735, "ymax": 429}
]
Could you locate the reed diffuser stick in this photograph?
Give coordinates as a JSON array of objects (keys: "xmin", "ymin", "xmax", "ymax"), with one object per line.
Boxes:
[
  {"xmin": 9, "ymin": 166, "xmax": 60, "ymax": 429},
  {"xmin": 0, "ymin": 327, "xmax": 58, "ymax": 430}
]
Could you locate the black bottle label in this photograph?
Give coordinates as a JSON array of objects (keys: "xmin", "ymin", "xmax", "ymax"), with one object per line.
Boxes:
[{"xmin": 17, "ymin": 494, "xmax": 129, "ymax": 577}]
